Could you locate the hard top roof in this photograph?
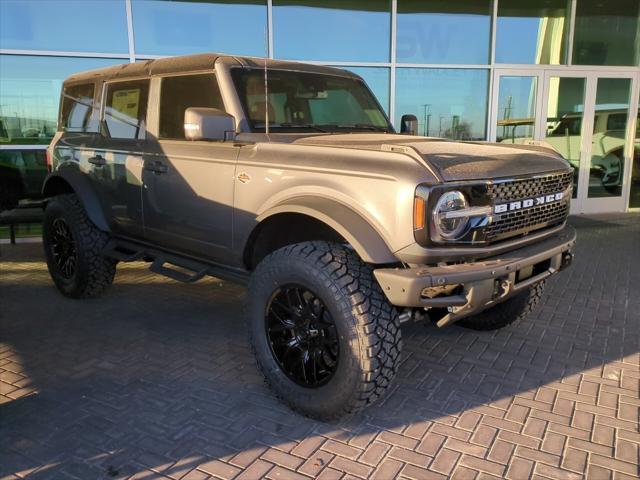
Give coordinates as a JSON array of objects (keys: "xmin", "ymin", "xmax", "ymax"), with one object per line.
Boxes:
[{"xmin": 63, "ymin": 53, "xmax": 360, "ymax": 85}]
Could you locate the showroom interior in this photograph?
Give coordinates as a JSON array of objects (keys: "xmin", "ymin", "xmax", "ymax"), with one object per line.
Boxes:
[{"xmin": 1, "ymin": 0, "xmax": 639, "ymax": 215}]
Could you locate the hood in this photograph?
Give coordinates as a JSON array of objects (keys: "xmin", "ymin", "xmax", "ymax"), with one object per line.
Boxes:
[{"xmin": 247, "ymin": 133, "xmax": 570, "ymax": 182}]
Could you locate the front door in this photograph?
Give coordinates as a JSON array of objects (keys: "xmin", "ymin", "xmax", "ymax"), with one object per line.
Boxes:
[
  {"xmin": 142, "ymin": 72, "xmax": 238, "ymax": 263},
  {"xmin": 491, "ymin": 68, "xmax": 640, "ymax": 213}
]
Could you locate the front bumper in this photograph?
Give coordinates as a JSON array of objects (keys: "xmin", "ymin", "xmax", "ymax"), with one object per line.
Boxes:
[{"xmin": 374, "ymin": 226, "xmax": 576, "ymax": 326}]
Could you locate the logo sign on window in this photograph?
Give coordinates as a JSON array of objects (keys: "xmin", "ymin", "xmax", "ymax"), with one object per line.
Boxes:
[{"xmin": 112, "ymin": 89, "xmax": 140, "ymax": 119}]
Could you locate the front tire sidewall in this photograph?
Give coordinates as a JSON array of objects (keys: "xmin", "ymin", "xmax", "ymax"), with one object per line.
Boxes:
[{"xmin": 249, "ymin": 262, "xmax": 364, "ymax": 418}]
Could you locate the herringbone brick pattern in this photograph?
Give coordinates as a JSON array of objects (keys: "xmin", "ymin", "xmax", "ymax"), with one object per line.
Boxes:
[{"xmin": 1, "ymin": 214, "xmax": 638, "ymax": 480}]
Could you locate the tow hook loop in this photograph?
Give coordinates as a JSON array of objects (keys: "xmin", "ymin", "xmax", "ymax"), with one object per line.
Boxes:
[{"xmin": 561, "ymin": 251, "xmax": 574, "ymax": 270}]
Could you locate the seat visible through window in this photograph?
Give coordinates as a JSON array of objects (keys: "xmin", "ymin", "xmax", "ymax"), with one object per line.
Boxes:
[{"xmin": 159, "ymin": 74, "xmax": 225, "ymax": 139}]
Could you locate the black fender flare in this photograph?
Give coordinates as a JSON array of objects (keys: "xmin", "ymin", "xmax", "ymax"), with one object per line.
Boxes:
[
  {"xmin": 42, "ymin": 167, "xmax": 110, "ymax": 232},
  {"xmin": 256, "ymin": 196, "xmax": 397, "ymax": 264}
]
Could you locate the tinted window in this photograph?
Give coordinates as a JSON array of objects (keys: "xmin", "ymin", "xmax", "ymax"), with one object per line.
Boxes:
[
  {"xmin": 104, "ymin": 80, "xmax": 150, "ymax": 140},
  {"xmin": 232, "ymin": 69, "xmax": 391, "ymax": 132},
  {"xmin": 607, "ymin": 113, "xmax": 628, "ymax": 131},
  {"xmin": 345, "ymin": 67, "xmax": 390, "ymax": 114},
  {"xmin": 496, "ymin": 0, "xmax": 569, "ymax": 64},
  {"xmin": 573, "ymin": 0, "xmax": 640, "ymax": 66},
  {"xmin": 397, "ymin": 0, "xmax": 491, "ymax": 64},
  {"xmin": 395, "ymin": 68, "xmax": 489, "ymax": 140},
  {"xmin": 0, "ymin": 55, "xmax": 121, "ymax": 145},
  {"xmin": 60, "ymin": 84, "xmax": 97, "ymax": 132},
  {"xmin": 0, "ymin": 0, "xmax": 128, "ymax": 53},
  {"xmin": 131, "ymin": 0, "xmax": 267, "ymax": 57},
  {"xmin": 273, "ymin": 1, "xmax": 390, "ymax": 62},
  {"xmin": 159, "ymin": 74, "xmax": 224, "ymax": 139}
]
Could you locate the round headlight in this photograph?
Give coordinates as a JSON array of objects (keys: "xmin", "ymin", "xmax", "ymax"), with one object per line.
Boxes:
[{"xmin": 433, "ymin": 191, "xmax": 469, "ymax": 240}]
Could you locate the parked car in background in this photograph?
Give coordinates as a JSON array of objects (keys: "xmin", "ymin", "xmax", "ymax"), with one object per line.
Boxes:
[
  {"xmin": 500, "ymin": 109, "xmax": 640, "ymax": 197},
  {"xmin": 0, "ymin": 149, "xmax": 47, "ymax": 211}
]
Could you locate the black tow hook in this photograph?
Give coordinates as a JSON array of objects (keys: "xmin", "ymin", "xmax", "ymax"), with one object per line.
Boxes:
[{"xmin": 560, "ymin": 251, "xmax": 574, "ymax": 270}]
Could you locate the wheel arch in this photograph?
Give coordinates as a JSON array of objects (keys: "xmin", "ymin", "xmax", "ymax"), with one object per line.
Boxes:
[
  {"xmin": 243, "ymin": 196, "xmax": 397, "ymax": 269},
  {"xmin": 42, "ymin": 169, "xmax": 110, "ymax": 232}
]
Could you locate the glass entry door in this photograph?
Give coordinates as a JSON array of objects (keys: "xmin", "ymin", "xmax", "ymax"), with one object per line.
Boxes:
[
  {"xmin": 491, "ymin": 69, "xmax": 639, "ymax": 213},
  {"xmin": 546, "ymin": 73, "xmax": 637, "ymax": 214}
]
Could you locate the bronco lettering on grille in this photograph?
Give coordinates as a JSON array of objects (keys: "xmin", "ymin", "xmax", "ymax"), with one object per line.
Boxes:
[{"xmin": 494, "ymin": 192, "xmax": 564, "ymax": 214}]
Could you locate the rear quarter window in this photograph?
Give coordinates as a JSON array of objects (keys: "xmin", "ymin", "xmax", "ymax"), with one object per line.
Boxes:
[{"xmin": 60, "ymin": 83, "xmax": 98, "ymax": 132}]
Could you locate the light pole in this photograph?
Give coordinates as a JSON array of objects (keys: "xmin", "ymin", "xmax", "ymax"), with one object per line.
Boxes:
[{"xmin": 422, "ymin": 104, "xmax": 431, "ymax": 137}]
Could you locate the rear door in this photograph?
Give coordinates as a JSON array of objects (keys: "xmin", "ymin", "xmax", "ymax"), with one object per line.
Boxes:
[
  {"xmin": 91, "ymin": 78, "xmax": 150, "ymax": 238},
  {"xmin": 142, "ymin": 72, "xmax": 239, "ymax": 263}
]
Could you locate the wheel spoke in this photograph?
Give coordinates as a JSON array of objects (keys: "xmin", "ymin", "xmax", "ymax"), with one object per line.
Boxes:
[{"xmin": 265, "ymin": 284, "xmax": 340, "ymax": 388}]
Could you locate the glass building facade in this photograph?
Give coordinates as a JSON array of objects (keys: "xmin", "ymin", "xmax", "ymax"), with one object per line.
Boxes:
[{"xmin": 0, "ymin": 0, "xmax": 639, "ymax": 212}]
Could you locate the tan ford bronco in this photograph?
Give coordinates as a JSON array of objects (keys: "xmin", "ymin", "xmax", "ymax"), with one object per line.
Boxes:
[{"xmin": 43, "ymin": 53, "xmax": 575, "ymax": 419}]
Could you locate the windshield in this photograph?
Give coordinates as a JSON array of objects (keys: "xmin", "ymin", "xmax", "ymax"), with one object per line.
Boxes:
[{"xmin": 231, "ymin": 68, "xmax": 393, "ymax": 133}]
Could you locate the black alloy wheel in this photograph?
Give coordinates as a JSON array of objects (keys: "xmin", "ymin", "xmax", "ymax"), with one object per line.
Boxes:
[
  {"xmin": 50, "ymin": 217, "xmax": 77, "ymax": 279},
  {"xmin": 43, "ymin": 194, "xmax": 116, "ymax": 298},
  {"xmin": 266, "ymin": 284, "xmax": 339, "ymax": 387}
]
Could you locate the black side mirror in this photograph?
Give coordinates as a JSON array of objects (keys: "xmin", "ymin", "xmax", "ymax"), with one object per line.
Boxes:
[
  {"xmin": 400, "ymin": 114, "xmax": 418, "ymax": 136},
  {"xmin": 184, "ymin": 107, "xmax": 236, "ymax": 141}
]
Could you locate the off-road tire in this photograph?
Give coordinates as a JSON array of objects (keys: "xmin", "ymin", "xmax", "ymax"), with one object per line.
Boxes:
[
  {"xmin": 247, "ymin": 241, "xmax": 402, "ymax": 421},
  {"xmin": 43, "ymin": 194, "xmax": 116, "ymax": 298},
  {"xmin": 458, "ymin": 280, "xmax": 546, "ymax": 331}
]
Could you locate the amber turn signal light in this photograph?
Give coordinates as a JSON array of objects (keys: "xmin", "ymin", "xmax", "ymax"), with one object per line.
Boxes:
[{"xmin": 413, "ymin": 196, "xmax": 425, "ymax": 230}]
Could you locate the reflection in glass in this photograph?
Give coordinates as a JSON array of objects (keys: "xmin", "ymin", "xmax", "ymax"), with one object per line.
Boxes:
[
  {"xmin": 496, "ymin": 76, "xmax": 537, "ymax": 144},
  {"xmin": 397, "ymin": 0, "xmax": 491, "ymax": 64},
  {"xmin": 588, "ymin": 78, "xmax": 631, "ymax": 198},
  {"xmin": 104, "ymin": 80, "xmax": 150, "ymax": 140},
  {"xmin": 273, "ymin": 1, "xmax": 390, "ymax": 62},
  {"xmin": 0, "ymin": 55, "xmax": 121, "ymax": 145},
  {"xmin": 232, "ymin": 69, "xmax": 391, "ymax": 132},
  {"xmin": 343, "ymin": 67, "xmax": 390, "ymax": 114},
  {"xmin": 630, "ymin": 98, "xmax": 640, "ymax": 208},
  {"xmin": 496, "ymin": 0, "xmax": 569, "ymax": 64},
  {"xmin": 132, "ymin": 0, "xmax": 267, "ymax": 56},
  {"xmin": 0, "ymin": 0, "xmax": 129, "ymax": 53},
  {"xmin": 0, "ymin": 149, "xmax": 48, "ymax": 211},
  {"xmin": 544, "ymin": 77, "xmax": 586, "ymax": 198},
  {"xmin": 395, "ymin": 69, "xmax": 489, "ymax": 140},
  {"xmin": 573, "ymin": 0, "xmax": 640, "ymax": 66}
]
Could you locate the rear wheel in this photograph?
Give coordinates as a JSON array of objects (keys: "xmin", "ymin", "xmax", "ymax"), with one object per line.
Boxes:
[
  {"xmin": 247, "ymin": 241, "xmax": 402, "ymax": 420},
  {"xmin": 43, "ymin": 194, "xmax": 116, "ymax": 298},
  {"xmin": 458, "ymin": 281, "xmax": 545, "ymax": 331}
]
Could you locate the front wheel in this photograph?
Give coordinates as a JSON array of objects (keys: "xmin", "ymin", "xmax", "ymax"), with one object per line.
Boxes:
[
  {"xmin": 43, "ymin": 194, "xmax": 116, "ymax": 298},
  {"xmin": 458, "ymin": 280, "xmax": 546, "ymax": 331},
  {"xmin": 247, "ymin": 241, "xmax": 402, "ymax": 421}
]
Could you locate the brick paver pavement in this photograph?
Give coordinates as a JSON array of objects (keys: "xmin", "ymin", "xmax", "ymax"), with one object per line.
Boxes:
[{"xmin": 1, "ymin": 214, "xmax": 638, "ymax": 480}]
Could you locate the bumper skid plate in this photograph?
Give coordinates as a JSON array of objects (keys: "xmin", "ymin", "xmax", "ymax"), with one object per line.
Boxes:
[{"xmin": 374, "ymin": 226, "xmax": 576, "ymax": 326}]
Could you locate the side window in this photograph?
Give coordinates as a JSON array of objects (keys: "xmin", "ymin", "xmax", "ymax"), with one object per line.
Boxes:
[
  {"xmin": 606, "ymin": 113, "xmax": 627, "ymax": 131},
  {"xmin": 104, "ymin": 79, "xmax": 150, "ymax": 140},
  {"xmin": 159, "ymin": 74, "xmax": 224, "ymax": 139},
  {"xmin": 60, "ymin": 83, "xmax": 98, "ymax": 132}
]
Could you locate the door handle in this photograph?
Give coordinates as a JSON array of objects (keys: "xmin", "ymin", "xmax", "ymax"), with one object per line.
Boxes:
[
  {"xmin": 88, "ymin": 155, "xmax": 106, "ymax": 166},
  {"xmin": 144, "ymin": 161, "xmax": 168, "ymax": 174}
]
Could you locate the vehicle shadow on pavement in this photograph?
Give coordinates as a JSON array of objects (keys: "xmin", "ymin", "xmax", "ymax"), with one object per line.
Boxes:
[{"xmin": 1, "ymin": 214, "xmax": 638, "ymax": 479}]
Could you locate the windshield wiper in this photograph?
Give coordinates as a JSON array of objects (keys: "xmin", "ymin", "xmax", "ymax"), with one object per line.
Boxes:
[
  {"xmin": 327, "ymin": 124, "xmax": 389, "ymax": 132},
  {"xmin": 264, "ymin": 123, "xmax": 331, "ymax": 133}
]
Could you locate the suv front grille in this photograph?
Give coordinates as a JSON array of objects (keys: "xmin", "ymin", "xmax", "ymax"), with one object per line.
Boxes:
[
  {"xmin": 483, "ymin": 171, "xmax": 572, "ymax": 242},
  {"xmin": 487, "ymin": 171, "xmax": 574, "ymax": 203},
  {"xmin": 484, "ymin": 200, "xmax": 569, "ymax": 241}
]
